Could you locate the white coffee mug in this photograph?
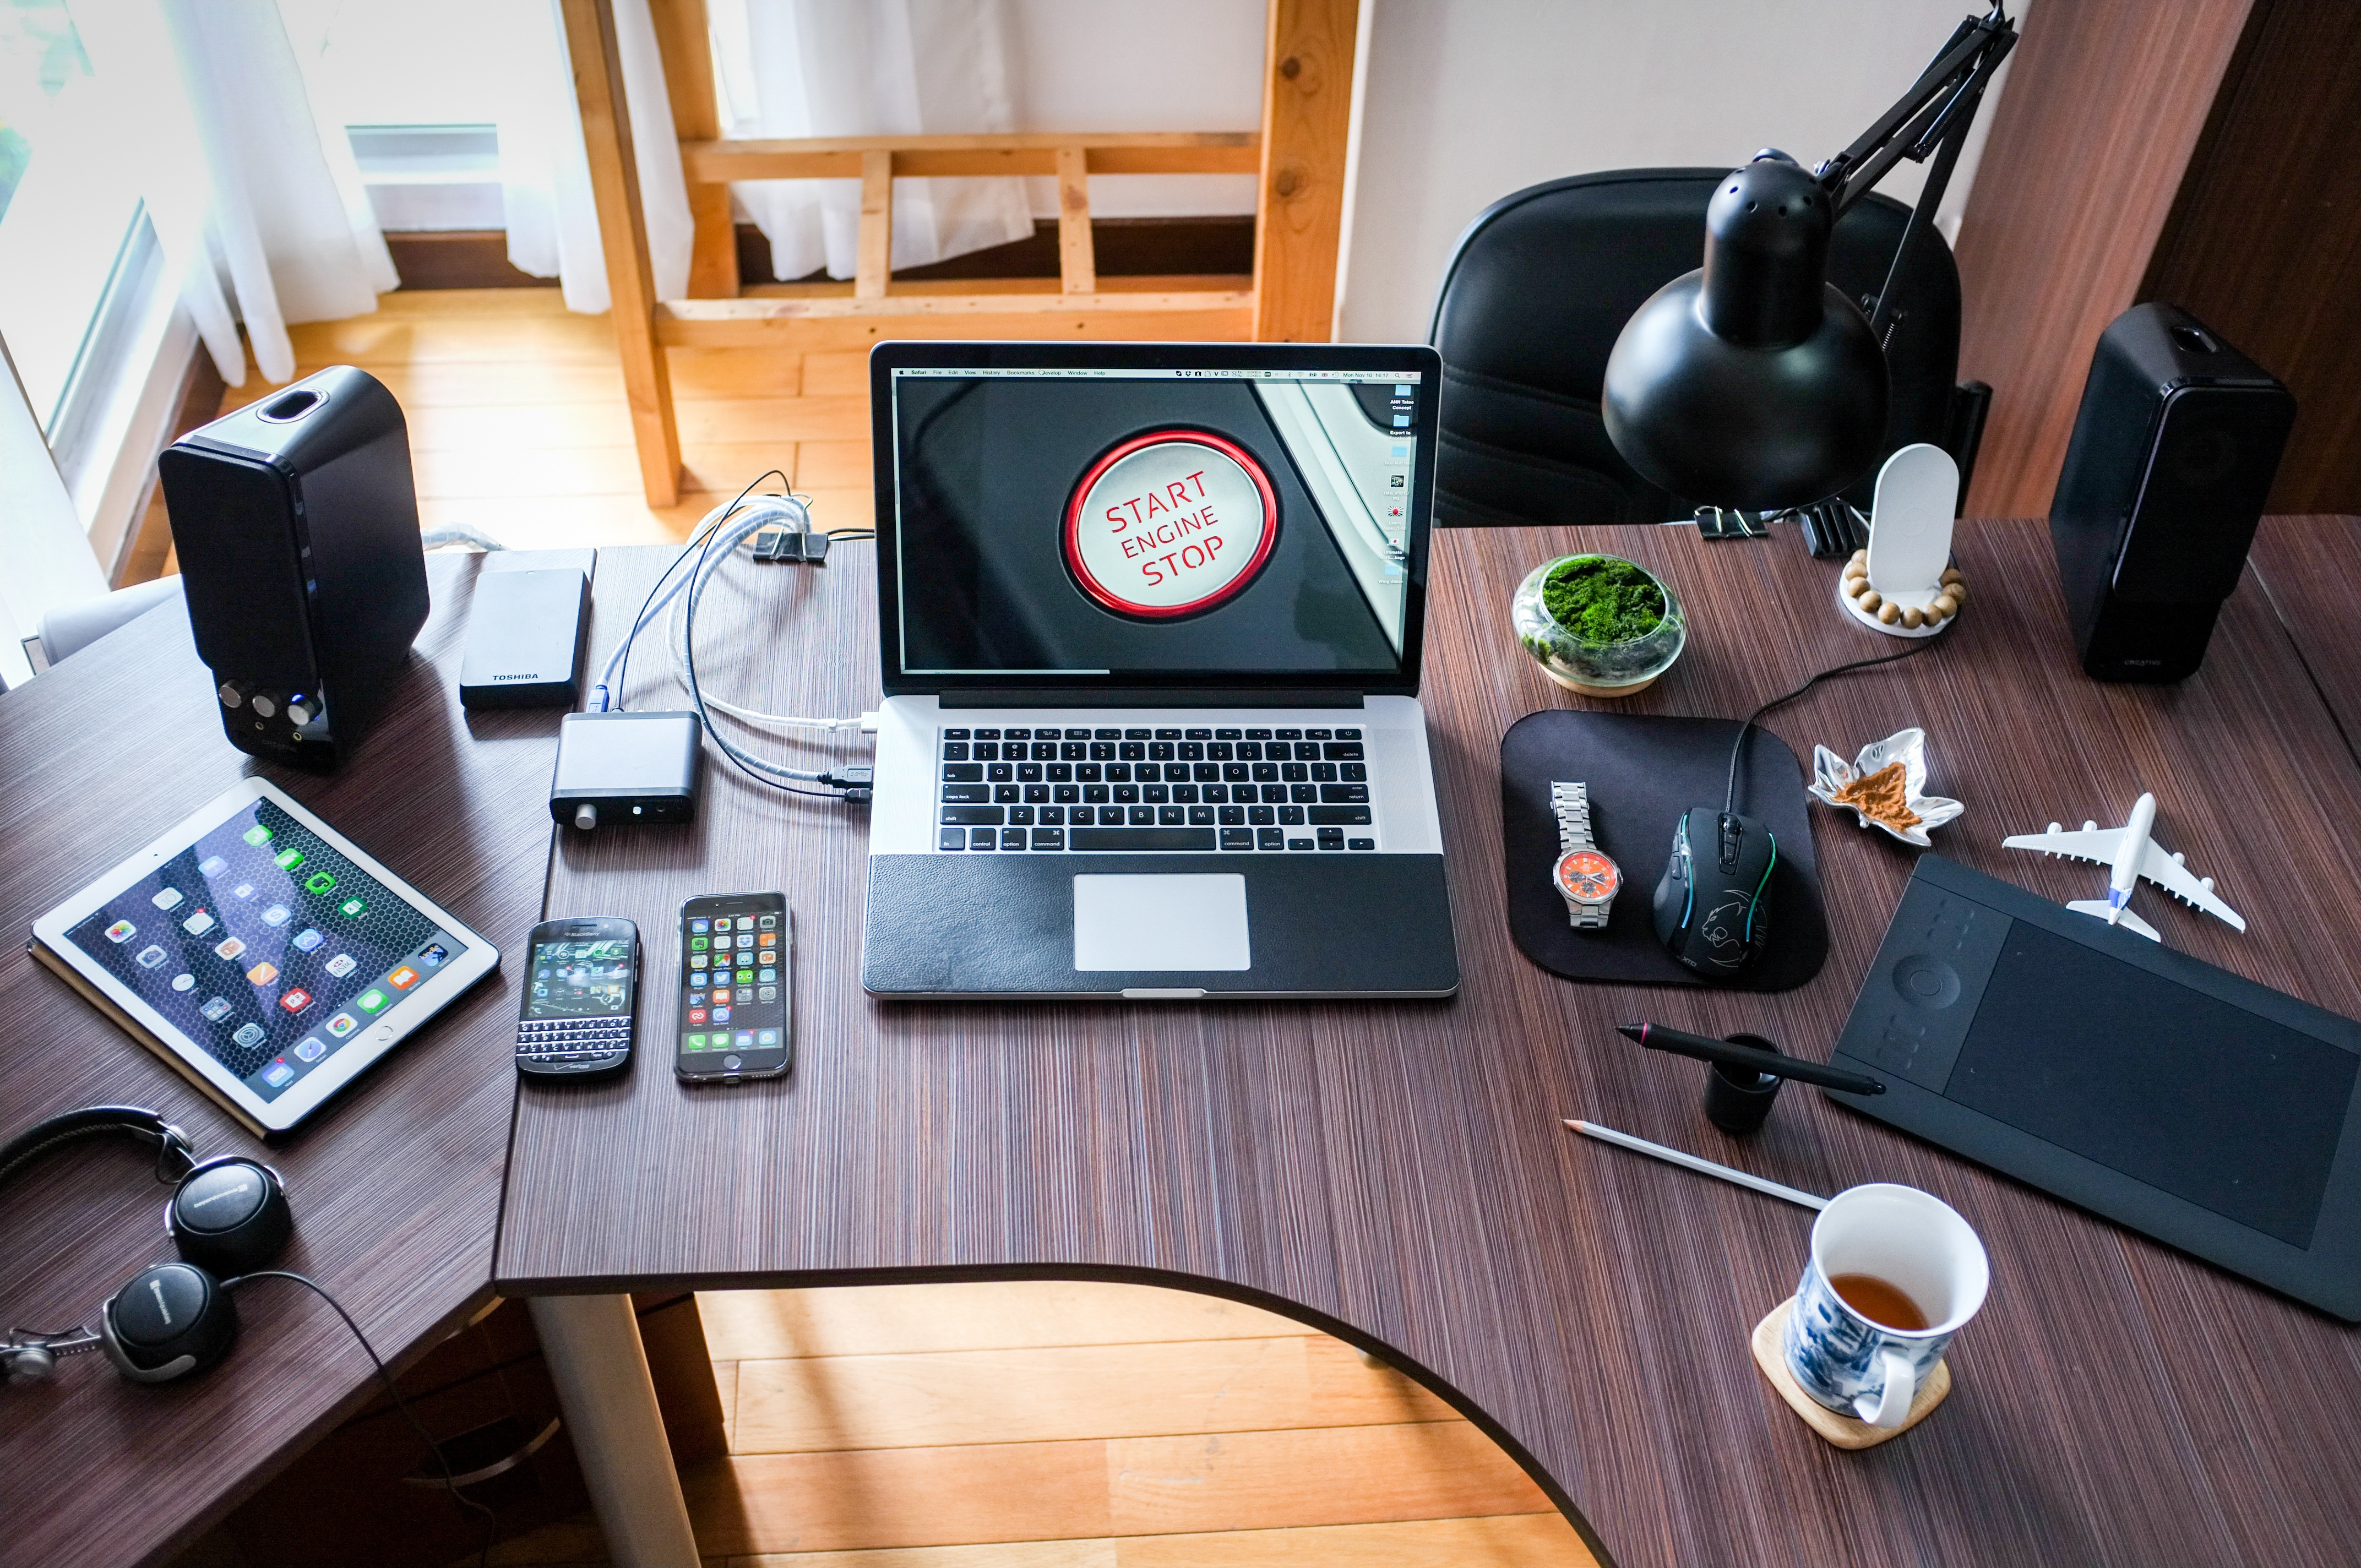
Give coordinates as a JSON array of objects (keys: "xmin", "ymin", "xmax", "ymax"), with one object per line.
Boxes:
[{"xmin": 1781, "ymin": 1183, "xmax": 1989, "ymax": 1428}]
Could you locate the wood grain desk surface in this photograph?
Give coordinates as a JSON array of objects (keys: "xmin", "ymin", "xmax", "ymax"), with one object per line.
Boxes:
[
  {"xmin": 502, "ymin": 516, "xmax": 2361, "ymax": 1568},
  {"xmin": 0, "ymin": 556, "xmax": 563, "ymax": 1568}
]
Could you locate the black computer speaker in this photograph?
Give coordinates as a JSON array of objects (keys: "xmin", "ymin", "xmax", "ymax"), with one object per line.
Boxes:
[
  {"xmin": 159, "ymin": 366, "xmax": 429, "ymax": 769},
  {"xmin": 2047, "ymin": 303, "xmax": 2294, "ymax": 683}
]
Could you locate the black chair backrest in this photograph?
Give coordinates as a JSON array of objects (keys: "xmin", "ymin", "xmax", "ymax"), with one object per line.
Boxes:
[{"xmin": 1427, "ymin": 168, "xmax": 1962, "ymax": 527}]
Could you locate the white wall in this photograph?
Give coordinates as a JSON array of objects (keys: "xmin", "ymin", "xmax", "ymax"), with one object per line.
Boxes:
[{"xmin": 1337, "ymin": 0, "xmax": 2023, "ymax": 342}]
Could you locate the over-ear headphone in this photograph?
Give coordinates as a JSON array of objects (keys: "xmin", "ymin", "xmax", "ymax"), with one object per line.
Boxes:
[{"xmin": 1, "ymin": 1106, "xmax": 291, "ymax": 1387}]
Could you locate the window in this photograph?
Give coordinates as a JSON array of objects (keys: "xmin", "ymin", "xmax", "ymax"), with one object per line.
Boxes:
[
  {"xmin": 0, "ymin": 0, "xmax": 145, "ymax": 431},
  {"xmin": 280, "ymin": 0, "xmax": 517, "ymax": 233},
  {"xmin": 346, "ymin": 124, "xmax": 501, "ymax": 232}
]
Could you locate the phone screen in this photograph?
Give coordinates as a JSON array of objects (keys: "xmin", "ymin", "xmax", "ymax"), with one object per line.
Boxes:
[
  {"xmin": 677, "ymin": 892, "xmax": 790, "ymax": 1077},
  {"xmin": 523, "ymin": 933, "xmax": 635, "ymax": 1020}
]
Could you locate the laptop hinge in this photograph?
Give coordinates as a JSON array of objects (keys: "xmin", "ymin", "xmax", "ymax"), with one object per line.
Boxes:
[{"xmin": 938, "ymin": 688, "xmax": 1367, "ymax": 710}]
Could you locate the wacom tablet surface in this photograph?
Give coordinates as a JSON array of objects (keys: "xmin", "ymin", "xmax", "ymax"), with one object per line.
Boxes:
[{"xmin": 1828, "ymin": 855, "xmax": 2361, "ymax": 1320}]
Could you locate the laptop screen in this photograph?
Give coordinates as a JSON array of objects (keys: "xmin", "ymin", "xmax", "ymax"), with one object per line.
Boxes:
[{"xmin": 872, "ymin": 343, "xmax": 1438, "ymax": 696}]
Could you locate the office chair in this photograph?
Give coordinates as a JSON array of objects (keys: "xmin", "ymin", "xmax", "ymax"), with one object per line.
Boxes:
[{"xmin": 1427, "ymin": 168, "xmax": 1989, "ymax": 528}]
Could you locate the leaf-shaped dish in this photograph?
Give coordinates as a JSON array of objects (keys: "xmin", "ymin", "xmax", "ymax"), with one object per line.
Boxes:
[{"xmin": 1808, "ymin": 727, "xmax": 1962, "ymax": 848}]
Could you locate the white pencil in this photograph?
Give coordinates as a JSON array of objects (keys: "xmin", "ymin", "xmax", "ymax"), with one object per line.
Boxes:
[{"xmin": 1566, "ymin": 1119, "xmax": 1828, "ymax": 1211}]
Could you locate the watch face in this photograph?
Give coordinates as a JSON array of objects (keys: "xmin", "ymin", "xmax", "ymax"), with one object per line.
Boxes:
[{"xmin": 1555, "ymin": 850, "xmax": 1621, "ymax": 903}]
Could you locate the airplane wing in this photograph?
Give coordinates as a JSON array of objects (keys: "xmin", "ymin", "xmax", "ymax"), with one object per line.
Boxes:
[
  {"xmin": 2001, "ymin": 826, "xmax": 2124, "ymax": 867},
  {"xmin": 2137, "ymin": 840, "xmax": 2247, "ymax": 931}
]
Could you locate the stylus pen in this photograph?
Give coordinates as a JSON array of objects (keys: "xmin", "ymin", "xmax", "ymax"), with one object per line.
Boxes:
[
  {"xmin": 1617, "ymin": 1022, "xmax": 1886, "ymax": 1096},
  {"xmin": 1565, "ymin": 1119, "xmax": 1828, "ymax": 1211}
]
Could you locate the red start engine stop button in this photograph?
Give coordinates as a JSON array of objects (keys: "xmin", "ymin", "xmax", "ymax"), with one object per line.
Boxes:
[{"xmin": 1063, "ymin": 429, "xmax": 1279, "ymax": 619}]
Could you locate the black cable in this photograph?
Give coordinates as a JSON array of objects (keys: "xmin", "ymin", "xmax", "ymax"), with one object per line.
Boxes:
[
  {"xmin": 1723, "ymin": 638, "xmax": 1939, "ymax": 816},
  {"xmin": 612, "ymin": 468, "xmax": 787, "ymax": 710},
  {"xmin": 227, "ymin": 1271, "xmax": 498, "ymax": 1568}
]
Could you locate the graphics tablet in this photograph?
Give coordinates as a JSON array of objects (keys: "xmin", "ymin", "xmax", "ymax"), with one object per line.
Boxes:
[
  {"xmin": 1828, "ymin": 855, "xmax": 2361, "ymax": 1320},
  {"xmin": 29, "ymin": 778, "xmax": 499, "ymax": 1135}
]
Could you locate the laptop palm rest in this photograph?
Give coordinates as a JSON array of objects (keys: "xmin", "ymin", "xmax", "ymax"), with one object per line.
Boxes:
[
  {"xmin": 1074, "ymin": 874, "xmax": 1250, "ymax": 971},
  {"xmin": 862, "ymin": 854, "xmax": 1458, "ymax": 998}
]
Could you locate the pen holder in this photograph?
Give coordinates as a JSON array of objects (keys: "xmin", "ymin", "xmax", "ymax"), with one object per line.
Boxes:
[{"xmin": 1704, "ymin": 1033, "xmax": 1785, "ymax": 1134}]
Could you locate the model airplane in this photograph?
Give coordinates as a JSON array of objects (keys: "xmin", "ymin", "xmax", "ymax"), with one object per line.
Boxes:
[{"xmin": 2001, "ymin": 791, "xmax": 2244, "ymax": 941}]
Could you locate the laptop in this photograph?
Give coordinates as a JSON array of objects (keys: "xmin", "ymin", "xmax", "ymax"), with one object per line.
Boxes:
[{"xmin": 861, "ymin": 340, "xmax": 1458, "ymax": 1000}]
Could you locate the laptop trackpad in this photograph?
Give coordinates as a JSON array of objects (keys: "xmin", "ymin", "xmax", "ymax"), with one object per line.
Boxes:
[{"xmin": 1073, "ymin": 874, "xmax": 1251, "ymax": 971}]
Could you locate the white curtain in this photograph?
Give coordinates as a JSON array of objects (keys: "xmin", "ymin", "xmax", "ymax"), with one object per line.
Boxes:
[
  {"xmin": 501, "ymin": 0, "xmax": 693, "ymax": 312},
  {"xmin": 0, "ymin": 344, "xmax": 110, "ymax": 688},
  {"xmin": 75, "ymin": 1, "xmax": 396, "ymax": 388},
  {"xmin": 708, "ymin": 0, "xmax": 1033, "ymax": 283}
]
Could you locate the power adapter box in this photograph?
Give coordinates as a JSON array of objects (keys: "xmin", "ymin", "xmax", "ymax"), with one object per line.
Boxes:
[{"xmin": 550, "ymin": 711, "xmax": 703, "ymax": 829}]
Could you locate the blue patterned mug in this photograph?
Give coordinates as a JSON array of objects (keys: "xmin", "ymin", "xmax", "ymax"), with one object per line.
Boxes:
[{"xmin": 1782, "ymin": 1184, "xmax": 1989, "ymax": 1428}]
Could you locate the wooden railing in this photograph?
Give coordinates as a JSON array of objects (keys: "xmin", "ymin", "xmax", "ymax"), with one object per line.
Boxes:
[
  {"xmin": 564, "ymin": 0, "xmax": 1360, "ymax": 507},
  {"xmin": 678, "ymin": 132, "xmax": 1260, "ymax": 300}
]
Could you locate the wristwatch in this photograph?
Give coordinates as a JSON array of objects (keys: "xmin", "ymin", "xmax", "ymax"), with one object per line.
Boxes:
[{"xmin": 1549, "ymin": 781, "xmax": 1622, "ymax": 930}]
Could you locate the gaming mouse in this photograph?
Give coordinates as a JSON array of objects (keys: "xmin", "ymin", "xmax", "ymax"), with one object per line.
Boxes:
[{"xmin": 1652, "ymin": 805, "xmax": 1777, "ymax": 978}]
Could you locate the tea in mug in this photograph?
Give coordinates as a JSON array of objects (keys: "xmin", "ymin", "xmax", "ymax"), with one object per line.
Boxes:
[{"xmin": 1828, "ymin": 1272, "xmax": 1931, "ymax": 1331}]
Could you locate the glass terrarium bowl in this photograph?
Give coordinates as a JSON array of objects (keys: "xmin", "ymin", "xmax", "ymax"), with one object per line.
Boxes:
[{"xmin": 1510, "ymin": 553, "xmax": 1687, "ymax": 697}]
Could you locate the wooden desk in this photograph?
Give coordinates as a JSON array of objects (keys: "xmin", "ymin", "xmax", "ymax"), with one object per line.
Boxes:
[
  {"xmin": 2250, "ymin": 515, "xmax": 2361, "ymax": 750},
  {"xmin": 0, "ymin": 556, "xmax": 562, "ymax": 1567},
  {"xmin": 501, "ymin": 516, "xmax": 2361, "ymax": 1568}
]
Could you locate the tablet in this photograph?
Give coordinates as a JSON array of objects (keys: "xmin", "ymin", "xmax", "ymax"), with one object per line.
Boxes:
[
  {"xmin": 1829, "ymin": 854, "xmax": 2361, "ymax": 1320},
  {"xmin": 29, "ymin": 778, "xmax": 499, "ymax": 1135}
]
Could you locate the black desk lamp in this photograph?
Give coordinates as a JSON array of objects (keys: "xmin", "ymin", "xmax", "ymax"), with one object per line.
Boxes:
[{"xmin": 1603, "ymin": 4, "xmax": 2019, "ymax": 510}]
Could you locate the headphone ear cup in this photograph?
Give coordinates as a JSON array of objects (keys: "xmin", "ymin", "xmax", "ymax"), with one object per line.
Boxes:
[
  {"xmin": 168, "ymin": 1157, "xmax": 292, "ymax": 1276},
  {"xmin": 101, "ymin": 1263, "xmax": 237, "ymax": 1383}
]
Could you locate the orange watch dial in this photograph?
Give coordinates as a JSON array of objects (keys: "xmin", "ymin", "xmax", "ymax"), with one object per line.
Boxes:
[{"xmin": 1555, "ymin": 849, "xmax": 1621, "ymax": 902}]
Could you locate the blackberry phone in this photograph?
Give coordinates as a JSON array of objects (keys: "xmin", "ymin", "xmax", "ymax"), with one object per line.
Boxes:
[
  {"xmin": 516, "ymin": 916, "xmax": 637, "ymax": 1076},
  {"xmin": 676, "ymin": 892, "xmax": 791, "ymax": 1083}
]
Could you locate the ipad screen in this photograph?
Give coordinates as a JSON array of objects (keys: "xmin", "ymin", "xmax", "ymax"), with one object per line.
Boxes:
[{"xmin": 62, "ymin": 794, "xmax": 463, "ymax": 1103}]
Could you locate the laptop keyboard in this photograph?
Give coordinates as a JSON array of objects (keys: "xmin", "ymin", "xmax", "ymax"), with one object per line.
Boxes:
[{"xmin": 933, "ymin": 725, "xmax": 1376, "ymax": 853}]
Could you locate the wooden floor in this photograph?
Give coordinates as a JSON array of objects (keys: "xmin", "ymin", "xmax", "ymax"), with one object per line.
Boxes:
[
  {"xmin": 135, "ymin": 288, "xmax": 1590, "ymax": 1568},
  {"xmin": 123, "ymin": 287, "xmax": 884, "ymax": 582},
  {"xmin": 480, "ymin": 1282, "xmax": 1591, "ymax": 1567}
]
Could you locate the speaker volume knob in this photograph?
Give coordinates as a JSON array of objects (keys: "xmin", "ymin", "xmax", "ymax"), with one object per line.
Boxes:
[
  {"xmin": 250, "ymin": 693, "xmax": 279, "ymax": 718},
  {"xmin": 217, "ymin": 680, "xmax": 246, "ymax": 709},
  {"xmin": 286, "ymin": 698, "xmax": 316, "ymax": 725}
]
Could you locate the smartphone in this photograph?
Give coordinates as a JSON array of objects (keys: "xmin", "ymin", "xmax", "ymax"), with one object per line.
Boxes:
[
  {"xmin": 676, "ymin": 892, "xmax": 791, "ymax": 1083},
  {"xmin": 516, "ymin": 916, "xmax": 638, "ymax": 1077}
]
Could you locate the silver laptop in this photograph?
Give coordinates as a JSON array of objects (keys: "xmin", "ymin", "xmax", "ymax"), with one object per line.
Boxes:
[{"xmin": 861, "ymin": 341, "xmax": 1457, "ymax": 999}]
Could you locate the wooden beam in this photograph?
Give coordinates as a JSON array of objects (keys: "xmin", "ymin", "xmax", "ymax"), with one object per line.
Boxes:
[
  {"xmin": 1952, "ymin": 0, "xmax": 2256, "ymax": 514},
  {"xmin": 679, "ymin": 132, "xmax": 1260, "ymax": 183},
  {"xmin": 855, "ymin": 149, "xmax": 893, "ymax": 300},
  {"xmin": 741, "ymin": 275, "xmax": 1253, "ymax": 300},
  {"xmin": 1055, "ymin": 146, "xmax": 1096, "ymax": 295},
  {"xmin": 1082, "ymin": 146, "xmax": 1261, "ymax": 176},
  {"xmin": 560, "ymin": 0, "xmax": 681, "ymax": 507},
  {"xmin": 657, "ymin": 291, "xmax": 1254, "ymax": 351},
  {"xmin": 1252, "ymin": 0, "xmax": 1359, "ymax": 342},
  {"xmin": 648, "ymin": 0, "xmax": 737, "ymax": 298}
]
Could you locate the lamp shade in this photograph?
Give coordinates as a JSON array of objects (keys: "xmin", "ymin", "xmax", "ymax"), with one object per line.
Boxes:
[{"xmin": 1603, "ymin": 154, "xmax": 1889, "ymax": 510}]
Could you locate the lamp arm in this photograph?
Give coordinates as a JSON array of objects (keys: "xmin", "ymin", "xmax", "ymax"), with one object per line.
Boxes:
[
  {"xmin": 1863, "ymin": 77, "xmax": 1982, "ymax": 337},
  {"xmin": 1816, "ymin": 7, "xmax": 2017, "ymax": 220},
  {"xmin": 1809, "ymin": 4, "xmax": 2017, "ymax": 338}
]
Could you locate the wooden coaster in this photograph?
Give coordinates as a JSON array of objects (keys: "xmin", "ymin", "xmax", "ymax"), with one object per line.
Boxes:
[{"xmin": 1751, "ymin": 1297, "xmax": 1951, "ymax": 1450}]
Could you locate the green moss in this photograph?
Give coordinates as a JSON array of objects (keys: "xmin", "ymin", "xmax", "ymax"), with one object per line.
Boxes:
[{"xmin": 1541, "ymin": 557, "xmax": 1665, "ymax": 645}]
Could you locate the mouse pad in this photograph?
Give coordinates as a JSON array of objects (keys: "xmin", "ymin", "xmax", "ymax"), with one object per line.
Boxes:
[{"xmin": 1500, "ymin": 711, "xmax": 1829, "ymax": 992}]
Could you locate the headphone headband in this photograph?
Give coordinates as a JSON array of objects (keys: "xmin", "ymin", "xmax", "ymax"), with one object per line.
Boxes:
[{"xmin": 0, "ymin": 1106, "xmax": 195, "ymax": 1191}]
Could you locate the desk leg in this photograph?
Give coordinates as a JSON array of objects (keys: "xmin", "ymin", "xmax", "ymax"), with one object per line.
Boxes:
[{"xmin": 530, "ymin": 1294, "xmax": 701, "ymax": 1568}]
